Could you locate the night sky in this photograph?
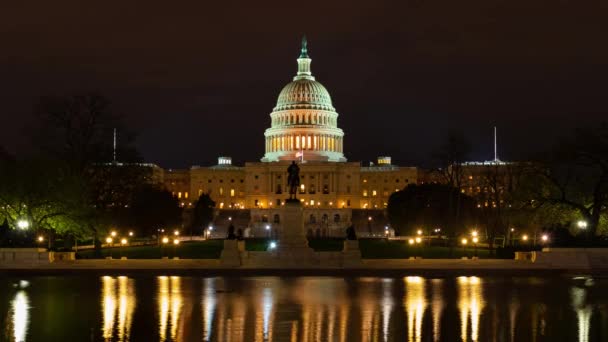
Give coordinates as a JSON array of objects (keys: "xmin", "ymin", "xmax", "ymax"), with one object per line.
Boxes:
[{"xmin": 1, "ymin": 1, "xmax": 607, "ymax": 168}]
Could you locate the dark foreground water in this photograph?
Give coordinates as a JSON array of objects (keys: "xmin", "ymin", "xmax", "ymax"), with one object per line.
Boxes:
[{"xmin": 0, "ymin": 275, "xmax": 607, "ymax": 341}]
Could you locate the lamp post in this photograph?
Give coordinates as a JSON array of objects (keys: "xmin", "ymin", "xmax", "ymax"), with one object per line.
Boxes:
[
  {"xmin": 106, "ymin": 237, "xmax": 113, "ymax": 258},
  {"xmin": 16, "ymin": 220, "xmax": 29, "ymax": 230},
  {"xmin": 161, "ymin": 237, "xmax": 169, "ymax": 258},
  {"xmin": 472, "ymin": 237, "xmax": 479, "ymax": 257},
  {"xmin": 266, "ymin": 225, "xmax": 271, "ymax": 238},
  {"xmin": 522, "ymin": 234, "xmax": 529, "ymax": 250},
  {"xmin": 541, "ymin": 234, "xmax": 549, "ymax": 247},
  {"xmin": 461, "ymin": 238, "xmax": 468, "ymax": 258},
  {"xmin": 120, "ymin": 238, "xmax": 128, "ymax": 258},
  {"xmin": 173, "ymin": 239, "xmax": 180, "ymax": 259}
]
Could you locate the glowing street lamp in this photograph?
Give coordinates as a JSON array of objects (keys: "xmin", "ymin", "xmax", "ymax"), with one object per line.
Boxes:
[
  {"xmin": 16, "ymin": 220, "xmax": 29, "ymax": 230},
  {"xmin": 577, "ymin": 220, "xmax": 588, "ymax": 229},
  {"xmin": 415, "ymin": 237, "xmax": 422, "ymax": 244},
  {"xmin": 162, "ymin": 237, "xmax": 169, "ymax": 244},
  {"xmin": 128, "ymin": 231, "xmax": 134, "ymax": 237},
  {"xmin": 173, "ymin": 239, "xmax": 180, "ymax": 258},
  {"xmin": 461, "ymin": 238, "xmax": 468, "ymax": 257},
  {"xmin": 408, "ymin": 239, "xmax": 415, "ymax": 245},
  {"xmin": 110, "ymin": 231, "xmax": 117, "ymax": 238},
  {"xmin": 522, "ymin": 234, "xmax": 529, "ymax": 242},
  {"xmin": 471, "ymin": 230, "xmax": 478, "ymax": 238},
  {"xmin": 106, "ymin": 237, "xmax": 113, "ymax": 244},
  {"xmin": 174, "ymin": 230, "xmax": 180, "ymax": 236},
  {"xmin": 120, "ymin": 238, "xmax": 128, "ymax": 258},
  {"xmin": 417, "ymin": 229, "xmax": 422, "ymax": 236},
  {"xmin": 37, "ymin": 236, "xmax": 44, "ymax": 243},
  {"xmin": 541, "ymin": 234, "xmax": 549, "ymax": 243},
  {"xmin": 472, "ymin": 236, "xmax": 479, "ymax": 257}
]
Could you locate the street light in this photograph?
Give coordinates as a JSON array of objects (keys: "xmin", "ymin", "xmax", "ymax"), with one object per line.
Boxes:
[
  {"xmin": 472, "ymin": 236, "xmax": 479, "ymax": 257},
  {"xmin": 37, "ymin": 236, "xmax": 44, "ymax": 243},
  {"xmin": 110, "ymin": 231, "xmax": 117, "ymax": 238},
  {"xmin": 461, "ymin": 238, "xmax": 468, "ymax": 258},
  {"xmin": 161, "ymin": 237, "xmax": 169, "ymax": 258},
  {"xmin": 522, "ymin": 234, "xmax": 529, "ymax": 242},
  {"xmin": 173, "ymin": 239, "xmax": 180, "ymax": 259},
  {"xmin": 471, "ymin": 230, "xmax": 478, "ymax": 238},
  {"xmin": 106, "ymin": 237, "xmax": 113, "ymax": 258},
  {"xmin": 417, "ymin": 229, "xmax": 422, "ymax": 236},
  {"xmin": 541, "ymin": 234, "xmax": 549, "ymax": 243},
  {"xmin": 128, "ymin": 231, "xmax": 134, "ymax": 237},
  {"xmin": 17, "ymin": 220, "xmax": 29, "ymax": 230},
  {"xmin": 174, "ymin": 230, "xmax": 180, "ymax": 236},
  {"xmin": 577, "ymin": 220, "xmax": 588, "ymax": 229},
  {"xmin": 120, "ymin": 238, "xmax": 128, "ymax": 258},
  {"xmin": 408, "ymin": 239, "xmax": 414, "ymax": 245}
]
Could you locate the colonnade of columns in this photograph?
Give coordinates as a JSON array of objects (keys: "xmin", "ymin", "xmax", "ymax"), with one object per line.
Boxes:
[{"xmin": 265, "ymin": 134, "xmax": 343, "ymax": 153}]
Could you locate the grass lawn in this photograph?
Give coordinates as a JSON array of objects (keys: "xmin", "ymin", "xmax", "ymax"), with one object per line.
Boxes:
[
  {"xmin": 76, "ymin": 238, "xmax": 502, "ymax": 259},
  {"xmin": 76, "ymin": 240, "xmax": 224, "ymax": 259},
  {"xmin": 359, "ymin": 239, "xmax": 494, "ymax": 259}
]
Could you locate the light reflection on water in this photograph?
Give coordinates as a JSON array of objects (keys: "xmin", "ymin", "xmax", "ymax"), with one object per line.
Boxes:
[
  {"xmin": 2, "ymin": 275, "xmax": 608, "ymax": 341},
  {"xmin": 101, "ymin": 276, "xmax": 135, "ymax": 341}
]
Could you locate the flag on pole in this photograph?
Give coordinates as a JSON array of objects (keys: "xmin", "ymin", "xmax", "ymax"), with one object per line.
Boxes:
[{"xmin": 295, "ymin": 149, "xmax": 304, "ymax": 162}]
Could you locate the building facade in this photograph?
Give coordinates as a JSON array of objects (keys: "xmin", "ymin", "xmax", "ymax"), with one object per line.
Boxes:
[{"xmin": 160, "ymin": 38, "xmax": 418, "ymax": 237}]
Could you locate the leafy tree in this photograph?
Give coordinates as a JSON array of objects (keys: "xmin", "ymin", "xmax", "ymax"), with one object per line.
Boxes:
[
  {"xmin": 190, "ymin": 193, "xmax": 216, "ymax": 236},
  {"xmin": 127, "ymin": 185, "xmax": 182, "ymax": 236},
  {"xmin": 519, "ymin": 123, "xmax": 608, "ymax": 236},
  {"xmin": 387, "ymin": 183, "xmax": 479, "ymax": 237}
]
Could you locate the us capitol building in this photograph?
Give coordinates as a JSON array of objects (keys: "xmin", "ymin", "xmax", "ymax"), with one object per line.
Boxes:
[{"xmin": 161, "ymin": 38, "xmax": 418, "ymax": 237}]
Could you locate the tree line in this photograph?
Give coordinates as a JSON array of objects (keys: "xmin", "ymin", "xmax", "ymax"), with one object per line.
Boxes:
[
  {"xmin": 0, "ymin": 93, "xmax": 214, "ymax": 250},
  {"xmin": 388, "ymin": 123, "xmax": 608, "ymax": 247}
]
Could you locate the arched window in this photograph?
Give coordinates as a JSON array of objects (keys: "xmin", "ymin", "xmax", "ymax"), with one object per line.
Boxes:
[
  {"xmin": 273, "ymin": 214, "xmax": 280, "ymax": 223},
  {"xmin": 262, "ymin": 215, "xmax": 268, "ymax": 223},
  {"xmin": 309, "ymin": 214, "xmax": 316, "ymax": 223},
  {"xmin": 276, "ymin": 184, "xmax": 282, "ymax": 194},
  {"xmin": 334, "ymin": 214, "xmax": 340, "ymax": 223},
  {"xmin": 322, "ymin": 214, "xmax": 328, "ymax": 223}
]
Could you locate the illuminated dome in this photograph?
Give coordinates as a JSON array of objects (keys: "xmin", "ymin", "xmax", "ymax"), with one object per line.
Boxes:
[
  {"xmin": 262, "ymin": 37, "xmax": 346, "ymax": 163},
  {"xmin": 274, "ymin": 79, "xmax": 334, "ymax": 112}
]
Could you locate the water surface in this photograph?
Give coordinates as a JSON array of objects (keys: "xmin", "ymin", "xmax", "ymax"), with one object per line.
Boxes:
[{"xmin": 1, "ymin": 275, "xmax": 606, "ymax": 341}]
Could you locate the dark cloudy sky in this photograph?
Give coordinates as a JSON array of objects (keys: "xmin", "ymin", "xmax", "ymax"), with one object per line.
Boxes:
[{"xmin": 1, "ymin": 0, "xmax": 607, "ymax": 168}]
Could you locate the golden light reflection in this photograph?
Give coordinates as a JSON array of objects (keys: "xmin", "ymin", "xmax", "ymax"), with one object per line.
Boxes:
[
  {"xmin": 457, "ymin": 276, "xmax": 485, "ymax": 342},
  {"xmin": 381, "ymin": 279, "xmax": 394, "ymax": 341},
  {"xmin": 11, "ymin": 290, "xmax": 30, "ymax": 342},
  {"xmin": 431, "ymin": 279, "xmax": 444, "ymax": 342},
  {"xmin": 101, "ymin": 276, "xmax": 135, "ymax": 341},
  {"xmin": 202, "ymin": 278, "xmax": 216, "ymax": 341},
  {"xmin": 404, "ymin": 276, "xmax": 426, "ymax": 342},
  {"xmin": 255, "ymin": 285, "xmax": 275, "ymax": 342},
  {"xmin": 158, "ymin": 276, "xmax": 183, "ymax": 341},
  {"xmin": 571, "ymin": 286, "xmax": 592, "ymax": 342}
]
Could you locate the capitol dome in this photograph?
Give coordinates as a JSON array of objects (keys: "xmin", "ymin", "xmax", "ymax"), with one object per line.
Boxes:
[
  {"xmin": 262, "ymin": 37, "xmax": 346, "ymax": 163},
  {"xmin": 274, "ymin": 78, "xmax": 335, "ymax": 112}
]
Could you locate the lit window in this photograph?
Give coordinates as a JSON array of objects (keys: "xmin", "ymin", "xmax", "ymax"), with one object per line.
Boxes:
[
  {"xmin": 363, "ymin": 190, "xmax": 368, "ymax": 197},
  {"xmin": 198, "ymin": 189, "xmax": 203, "ymax": 196},
  {"xmin": 219, "ymin": 188, "xmax": 224, "ymax": 195},
  {"xmin": 230, "ymin": 189, "xmax": 235, "ymax": 197},
  {"xmin": 310, "ymin": 200, "xmax": 315, "ymax": 205},
  {"xmin": 363, "ymin": 179, "xmax": 367, "ymax": 183},
  {"xmin": 184, "ymin": 192, "xmax": 189, "ymax": 199},
  {"xmin": 372, "ymin": 190, "xmax": 377, "ymax": 197},
  {"xmin": 178, "ymin": 192, "xmax": 182, "ymax": 198}
]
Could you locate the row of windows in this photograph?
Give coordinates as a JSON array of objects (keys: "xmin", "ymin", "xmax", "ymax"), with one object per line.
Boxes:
[
  {"xmin": 362, "ymin": 178, "xmax": 409, "ymax": 183},
  {"xmin": 256, "ymin": 213, "xmax": 344, "ymax": 224},
  {"xmin": 362, "ymin": 189, "xmax": 399, "ymax": 197}
]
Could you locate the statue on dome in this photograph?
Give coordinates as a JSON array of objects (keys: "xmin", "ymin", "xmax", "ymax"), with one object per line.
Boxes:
[{"xmin": 287, "ymin": 161, "xmax": 300, "ymax": 200}]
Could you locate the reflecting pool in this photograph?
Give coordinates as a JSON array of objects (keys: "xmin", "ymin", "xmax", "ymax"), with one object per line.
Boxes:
[{"xmin": 1, "ymin": 275, "xmax": 607, "ymax": 341}]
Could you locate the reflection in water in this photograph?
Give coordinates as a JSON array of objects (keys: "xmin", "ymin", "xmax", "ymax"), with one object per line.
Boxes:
[
  {"xmin": 202, "ymin": 278, "xmax": 216, "ymax": 341},
  {"xmin": 158, "ymin": 276, "xmax": 183, "ymax": 341},
  {"xmin": 10, "ymin": 290, "xmax": 30, "ymax": 342},
  {"xmin": 431, "ymin": 279, "xmax": 444, "ymax": 342},
  {"xmin": 509, "ymin": 297, "xmax": 519, "ymax": 342},
  {"xmin": 101, "ymin": 276, "xmax": 135, "ymax": 341},
  {"xmin": 6, "ymin": 275, "xmax": 608, "ymax": 341},
  {"xmin": 571, "ymin": 286, "xmax": 592, "ymax": 342},
  {"xmin": 381, "ymin": 279, "xmax": 393, "ymax": 341},
  {"xmin": 404, "ymin": 276, "xmax": 427, "ymax": 342},
  {"xmin": 458, "ymin": 276, "xmax": 485, "ymax": 342}
]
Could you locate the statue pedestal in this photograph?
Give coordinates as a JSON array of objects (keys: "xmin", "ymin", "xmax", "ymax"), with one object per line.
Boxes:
[
  {"xmin": 342, "ymin": 240, "xmax": 362, "ymax": 267},
  {"xmin": 275, "ymin": 201, "xmax": 317, "ymax": 266},
  {"xmin": 220, "ymin": 240, "xmax": 241, "ymax": 267}
]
